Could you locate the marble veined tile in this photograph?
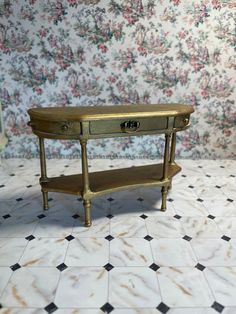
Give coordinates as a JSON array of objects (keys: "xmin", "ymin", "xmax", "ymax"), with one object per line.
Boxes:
[
  {"xmin": 151, "ymin": 238, "xmax": 197, "ymax": 266},
  {"xmin": 203, "ymin": 200, "xmax": 236, "ymax": 217},
  {"xmin": 215, "ymin": 217, "xmax": 236, "ymax": 237},
  {"xmin": 72, "ymin": 217, "xmax": 110, "ymax": 238},
  {"xmin": 191, "ymin": 239, "xmax": 236, "ymax": 266},
  {"xmin": 204, "ymin": 267, "xmax": 236, "ymax": 306},
  {"xmin": 110, "ymin": 199, "xmax": 144, "ymax": 217},
  {"xmin": 0, "ymin": 238, "xmax": 28, "ymax": 266},
  {"xmin": 173, "ymin": 199, "xmax": 209, "ymax": 216},
  {"xmin": 168, "ymin": 308, "xmax": 217, "ymax": 314},
  {"xmin": 157, "ymin": 267, "xmax": 214, "ymax": 307},
  {"xmin": 0, "ymin": 267, "xmax": 12, "ymax": 296},
  {"xmin": 110, "ymin": 216, "xmax": 147, "ymax": 238},
  {"xmin": 146, "ymin": 216, "xmax": 185, "ymax": 238},
  {"xmin": 180, "ymin": 217, "xmax": 222, "ymax": 238},
  {"xmin": 109, "ymin": 267, "xmax": 161, "ymax": 307},
  {"xmin": 194, "ymin": 186, "xmax": 227, "ymax": 200},
  {"xmin": 0, "ymin": 267, "xmax": 60, "ymax": 307},
  {"xmin": 19, "ymin": 238, "xmax": 68, "ymax": 267},
  {"xmin": 0, "ymin": 216, "xmax": 39, "ymax": 238},
  {"xmin": 55, "ymin": 267, "xmax": 108, "ymax": 307},
  {"xmin": 223, "ymin": 308, "xmax": 236, "ymax": 314},
  {"xmin": 112, "ymin": 309, "xmax": 162, "ymax": 314},
  {"xmin": 65, "ymin": 237, "xmax": 109, "ymax": 266},
  {"xmin": 33, "ymin": 215, "xmax": 74, "ymax": 238},
  {"xmin": 56, "ymin": 310, "xmax": 104, "ymax": 314},
  {"xmin": 0, "ymin": 309, "xmax": 43, "ymax": 314},
  {"xmin": 110, "ymin": 238, "xmax": 153, "ymax": 266}
]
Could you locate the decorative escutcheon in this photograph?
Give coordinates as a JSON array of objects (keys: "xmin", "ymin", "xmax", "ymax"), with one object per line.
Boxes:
[
  {"xmin": 61, "ymin": 123, "xmax": 69, "ymax": 132},
  {"xmin": 121, "ymin": 120, "xmax": 140, "ymax": 133}
]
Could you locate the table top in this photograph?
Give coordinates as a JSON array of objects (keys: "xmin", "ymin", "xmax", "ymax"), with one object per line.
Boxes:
[{"xmin": 28, "ymin": 104, "xmax": 194, "ymax": 122}]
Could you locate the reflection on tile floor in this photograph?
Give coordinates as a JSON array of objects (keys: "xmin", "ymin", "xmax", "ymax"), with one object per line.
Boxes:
[{"xmin": 0, "ymin": 158, "xmax": 236, "ymax": 314}]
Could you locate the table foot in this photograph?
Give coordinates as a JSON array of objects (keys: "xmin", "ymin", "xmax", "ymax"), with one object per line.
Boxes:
[
  {"xmin": 83, "ymin": 199, "xmax": 92, "ymax": 227},
  {"xmin": 161, "ymin": 186, "xmax": 168, "ymax": 211},
  {"xmin": 42, "ymin": 191, "xmax": 49, "ymax": 210}
]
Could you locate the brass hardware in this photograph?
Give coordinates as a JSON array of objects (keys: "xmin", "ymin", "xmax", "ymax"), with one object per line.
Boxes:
[
  {"xmin": 183, "ymin": 117, "xmax": 189, "ymax": 125},
  {"xmin": 27, "ymin": 104, "xmax": 194, "ymax": 227},
  {"xmin": 61, "ymin": 123, "xmax": 69, "ymax": 132},
  {"xmin": 121, "ymin": 120, "xmax": 140, "ymax": 133}
]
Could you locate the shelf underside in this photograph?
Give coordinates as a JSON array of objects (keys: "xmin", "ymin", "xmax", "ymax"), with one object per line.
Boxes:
[{"xmin": 42, "ymin": 163, "xmax": 181, "ymax": 197}]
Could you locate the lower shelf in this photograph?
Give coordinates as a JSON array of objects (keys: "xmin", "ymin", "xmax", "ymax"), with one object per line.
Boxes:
[{"xmin": 41, "ymin": 163, "xmax": 181, "ymax": 197}]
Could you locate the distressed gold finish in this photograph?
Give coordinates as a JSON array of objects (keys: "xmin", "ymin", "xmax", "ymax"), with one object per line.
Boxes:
[{"xmin": 28, "ymin": 104, "xmax": 194, "ymax": 227}]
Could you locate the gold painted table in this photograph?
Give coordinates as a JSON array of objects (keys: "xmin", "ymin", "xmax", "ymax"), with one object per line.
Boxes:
[{"xmin": 28, "ymin": 104, "xmax": 194, "ymax": 227}]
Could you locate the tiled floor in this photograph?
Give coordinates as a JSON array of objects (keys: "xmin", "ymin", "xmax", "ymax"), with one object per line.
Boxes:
[{"xmin": 0, "ymin": 158, "xmax": 236, "ymax": 314}]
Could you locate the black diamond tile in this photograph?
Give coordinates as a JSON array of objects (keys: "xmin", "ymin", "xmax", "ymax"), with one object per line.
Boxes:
[
  {"xmin": 104, "ymin": 263, "xmax": 114, "ymax": 271},
  {"xmin": 0, "ymin": 303, "xmax": 2, "ymax": 308},
  {"xmin": 65, "ymin": 235, "xmax": 75, "ymax": 241},
  {"xmin": 215, "ymin": 185, "xmax": 221, "ymax": 189},
  {"xmin": 25, "ymin": 235, "xmax": 35, "ymax": 241},
  {"xmin": 197, "ymin": 198, "xmax": 204, "ymax": 202},
  {"xmin": 109, "ymin": 165, "xmax": 114, "ymax": 168},
  {"xmin": 149, "ymin": 263, "xmax": 160, "ymax": 271},
  {"xmin": 10, "ymin": 263, "xmax": 21, "ymax": 271},
  {"xmin": 174, "ymin": 214, "xmax": 181, "ymax": 219},
  {"xmin": 44, "ymin": 302, "xmax": 58, "ymax": 313},
  {"xmin": 10, "ymin": 173, "xmax": 15, "ymax": 176},
  {"xmin": 220, "ymin": 166, "xmax": 225, "ymax": 168},
  {"xmin": 100, "ymin": 302, "xmax": 114, "ymax": 313},
  {"xmin": 16, "ymin": 197, "xmax": 23, "ymax": 202},
  {"xmin": 227, "ymin": 198, "xmax": 234, "ymax": 202},
  {"xmin": 60, "ymin": 174, "xmax": 65, "ymax": 177},
  {"xmin": 35, "ymin": 173, "xmax": 40, "ymax": 177},
  {"xmin": 144, "ymin": 235, "xmax": 153, "ymax": 241},
  {"xmin": 221, "ymin": 235, "xmax": 231, "ymax": 241},
  {"xmin": 137, "ymin": 197, "xmax": 144, "ymax": 202},
  {"xmin": 107, "ymin": 197, "xmax": 114, "ymax": 202},
  {"xmin": 198, "ymin": 166, "xmax": 203, "ymax": 168},
  {"xmin": 206, "ymin": 174, "xmax": 211, "ymax": 177},
  {"xmin": 156, "ymin": 301, "xmax": 170, "ymax": 314},
  {"xmin": 48, "ymin": 198, "xmax": 53, "ymax": 202},
  {"xmin": 106, "ymin": 214, "xmax": 114, "ymax": 219},
  {"xmin": 140, "ymin": 214, "xmax": 148, "ymax": 219},
  {"xmin": 57, "ymin": 263, "xmax": 68, "ymax": 272},
  {"xmin": 181, "ymin": 174, "xmax": 187, "ymax": 177},
  {"xmin": 188, "ymin": 185, "xmax": 194, "ymax": 189},
  {"xmin": 195, "ymin": 263, "xmax": 205, "ymax": 271},
  {"xmin": 0, "ymin": 184, "xmax": 5, "ymax": 188},
  {"xmin": 3, "ymin": 214, "xmax": 11, "ymax": 219},
  {"xmin": 230, "ymin": 175, "xmax": 235, "ymax": 177},
  {"xmin": 26, "ymin": 185, "xmax": 32, "ymax": 188},
  {"xmin": 18, "ymin": 165, "xmax": 24, "ymax": 167},
  {"xmin": 167, "ymin": 198, "xmax": 174, "ymax": 202},
  {"xmin": 208, "ymin": 214, "xmax": 215, "ymax": 220},
  {"xmin": 37, "ymin": 214, "xmax": 46, "ymax": 219},
  {"xmin": 183, "ymin": 235, "xmax": 192, "ymax": 241},
  {"xmin": 72, "ymin": 214, "xmax": 79, "ymax": 219},
  {"xmin": 211, "ymin": 301, "xmax": 224, "ymax": 313},
  {"xmin": 64, "ymin": 165, "xmax": 69, "ymax": 167},
  {"xmin": 105, "ymin": 235, "xmax": 114, "ymax": 241},
  {"xmin": 77, "ymin": 197, "xmax": 83, "ymax": 202}
]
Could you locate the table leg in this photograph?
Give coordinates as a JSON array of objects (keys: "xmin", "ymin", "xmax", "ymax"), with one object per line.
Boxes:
[
  {"xmin": 168, "ymin": 132, "xmax": 176, "ymax": 191},
  {"xmin": 39, "ymin": 137, "xmax": 49, "ymax": 210},
  {"xmin": 80, "ymin": 139, "xmax": 92, "ymax": 227},
  {"xmin": 161, "ymin": 133, "xmax": 171, "ymax": 211}
]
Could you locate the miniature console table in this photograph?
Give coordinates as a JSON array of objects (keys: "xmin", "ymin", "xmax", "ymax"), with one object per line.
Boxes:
[{"xmin": 28, "ymin": 104, "xmax": 194, "ymax": 227}]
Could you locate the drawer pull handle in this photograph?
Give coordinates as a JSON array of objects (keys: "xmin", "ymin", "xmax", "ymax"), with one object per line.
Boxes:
[
  {"xmin": 121, "ymin": 120, "xmax": 140, "ymax": 133},
  {"xmin": 183, "ymin": 117, "xmax": 189, "ymax": 125},
  {"xmin": 61, "ymin": 124, "xmax": 69, "ymax": 132}
]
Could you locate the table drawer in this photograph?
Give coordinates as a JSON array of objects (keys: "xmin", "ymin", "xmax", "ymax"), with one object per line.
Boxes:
[
  {"xmin": 30, "ymin": 119, "xmax": 81, "ymax": 137},
  {"xmin": 89, "ymin": 117, "xmax": 168, "ymax": 135}
]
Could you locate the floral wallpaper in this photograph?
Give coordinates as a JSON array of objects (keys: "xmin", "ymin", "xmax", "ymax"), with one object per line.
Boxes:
[{"xmin": 0, "ymin": 0, "xmax": 235, "ymax": 159}]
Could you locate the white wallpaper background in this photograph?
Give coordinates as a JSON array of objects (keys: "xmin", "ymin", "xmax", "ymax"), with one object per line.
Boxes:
[{"xmin": 0, "ymin": 0, "xmax": 235, "ymax": 159}]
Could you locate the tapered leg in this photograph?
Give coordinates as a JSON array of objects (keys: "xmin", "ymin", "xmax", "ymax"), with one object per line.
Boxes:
[
  {"xmin": 161, "ymin": 186, "xmax": 168, "ymax": 211},
  {"xmin": 83, "ymin": 199, "xmax": 91, "ymax": 227},
  {"xmin": 39, "ymin": 137, "xmax": 49, "ymax": 210},
  {"xmin": 168, "ymin": 179, "xmax": 172, "ymax": 191},
  {"xmin": 42, "ymin": 190, "xmax": 49, "ymax": 210}
]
